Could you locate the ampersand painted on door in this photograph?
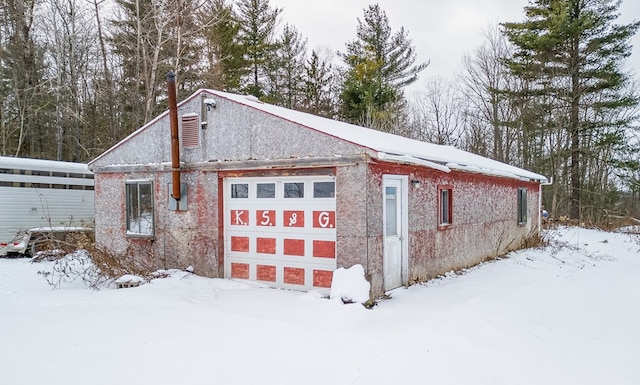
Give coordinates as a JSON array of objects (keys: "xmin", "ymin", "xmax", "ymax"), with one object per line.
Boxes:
[{"xmin": 284, "ymin": 210, "xmax": 305, "ymax": 227}]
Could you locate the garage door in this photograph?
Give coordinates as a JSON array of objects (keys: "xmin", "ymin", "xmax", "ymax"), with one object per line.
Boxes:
[{"xmin": 223, "ymin": 176, "xmax": 336, "ymax": 290}]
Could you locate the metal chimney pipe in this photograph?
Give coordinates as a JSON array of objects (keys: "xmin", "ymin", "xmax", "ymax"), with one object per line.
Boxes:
[{"xmin": 167, "ymin": 72, "xmax": 181, "ymax": 201}]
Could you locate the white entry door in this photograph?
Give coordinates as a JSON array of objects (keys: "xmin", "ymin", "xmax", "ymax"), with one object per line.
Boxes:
[{"xmin": 383, "ymin": 175, "xmax": 408, "ymax": 291}]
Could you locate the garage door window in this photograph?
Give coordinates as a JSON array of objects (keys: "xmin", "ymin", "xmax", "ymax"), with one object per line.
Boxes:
[
  {"xmin": 231, "ymin": 183, "xmax": 248, "ymax": 198},
  {"xmin": 284, "ymin": 182, "xmax": 304, "ymax": 198},
  {"xmin": 313, "ymin": 181, "xmax": 335, "ymax": 198},
  {"xmin": 257, "ymin": 183, "xmax": 276, "ymax": 198}
]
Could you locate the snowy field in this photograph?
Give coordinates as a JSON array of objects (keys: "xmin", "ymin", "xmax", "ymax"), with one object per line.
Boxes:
[{"xmin": 1, "ymin": 226, "xmax": 639, "ymax": 385}]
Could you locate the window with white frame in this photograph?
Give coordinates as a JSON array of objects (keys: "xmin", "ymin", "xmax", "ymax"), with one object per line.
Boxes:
[
  {"xmin": 126, "ymin": 180, "xmax": 154, "ymax": 236},
  {"xmin": 517, "ymin": 188, "xmax": 527, "ymax": 225},
  {"xmin": 438, "ymin": 185, "xmax": 453, "ymax": 227}
]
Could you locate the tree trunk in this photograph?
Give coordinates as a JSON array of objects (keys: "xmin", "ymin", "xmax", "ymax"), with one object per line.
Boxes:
[{"xmin": 569, "ymin": 36, "xmax": 581, "ymax": 220}]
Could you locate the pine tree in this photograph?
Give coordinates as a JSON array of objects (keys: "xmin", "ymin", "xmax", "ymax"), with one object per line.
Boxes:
[
  {"xmin": 339, "ymin": 3, "xmax": 427, "ymax": 126},
  {"xmin": 235, "ymin": 0, "xmax": 281, "ymax": 98},
  {"xmin": 203, "ymin": 0, "xmax": 246, "ymax": 92},
  {"xmin": 502, "ymin": 0, "xmax": 639, "ymax": 220},
  {"xmin": 264, "ymin": 23, "xmax": 306, "ymax": 108},
  {"xmin": 301, "ymin": 49, "xmax": 337, "ymax": 118},
  {"xmin": 340, "ymin": 50, "xmax": 395, "ymax": 125}
]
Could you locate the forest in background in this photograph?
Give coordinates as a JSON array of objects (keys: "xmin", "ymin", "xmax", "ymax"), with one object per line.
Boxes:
[{"xmin": 0, "ymin": 0, "xmax": 638, "ymax": 222}]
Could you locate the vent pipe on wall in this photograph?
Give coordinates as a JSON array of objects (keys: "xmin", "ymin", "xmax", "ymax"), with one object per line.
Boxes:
[{"xmin": 167, "ymin": 71, "xmax": 181, "ymax": 202}]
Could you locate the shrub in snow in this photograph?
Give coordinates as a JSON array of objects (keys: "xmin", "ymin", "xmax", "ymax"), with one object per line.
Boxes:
[
  {"xmin": 36, "ymin": 250, "xmax": 105, "ymax": 289},
  {"xmin": 330, "ymin": 264, "xmax": 370, "ymax": 304},
  {"xmin": 32, "ymin": 230, "xmax": 155, "ymax": 290},
  {"xmin": 33, "ymin": 242, "xmax": 157, "ymax": 290}
]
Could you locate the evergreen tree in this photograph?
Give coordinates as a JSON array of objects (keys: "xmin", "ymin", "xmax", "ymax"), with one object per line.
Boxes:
[
  {"xmin": 235, "ymin": 0, "xmax": 281, "ymax": 98},
  {"xmin": 339, "ymin": 3, "xmax": 427, "ymax": 126},
  {"xmin": 502, "ymin": 0, "xmax": 639, "ymax": 220},
  {"xmin": 301, "ymin": 49, "xmax": 337, "ymax": 118},
  {"xmin": 166, "ymin": 0, "xmax": 212, "ymax": 99},
  {"xmin": 264, "ymin": 23, "xmax": 306, "ymax": 108},
  {"xmin": 340, "ymin": 50, "xmax": 394, "ymax": 125},
  {"xmin": 203, "ymin": 0, "xmax": 246, "ymax": 92}
]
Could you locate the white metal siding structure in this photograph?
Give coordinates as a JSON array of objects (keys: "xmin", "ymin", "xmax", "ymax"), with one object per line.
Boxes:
[
  {"xmin": 224, "ymin": 176, "xmax": 336, "ymax": 290},
  {"xmin": 0, "ymin": 156, "xmax": 94, "ymax": 255}
]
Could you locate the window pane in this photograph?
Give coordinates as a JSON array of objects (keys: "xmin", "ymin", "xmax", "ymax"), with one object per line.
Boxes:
[
  {"xmin": 284, "ymin": 182, "xmax": 304, "ymax": 198},
  {"xmin": 257, "ymin": 183, "xmax": 275, "ymax": 198},
  {"xmin": 385, "ymin": 186, "xmax": 397, "ymax": 236},
  {"xmin": 126, "ymin": 182, "xmax": 153, "ymax": 236},
  {"xmin": 231, "ymin": 183, "xmax": 248, "ymax": 198},
  {"xmin": 126, "ymin": 184, "xmax": 139, "ymax": 232},
  {"xmin": 138, "ymin": 183, "xmax": 153, "ymax": 235},
  {"xmin": 518, "ymin": 188, "xmax": 527, "ymax": 224},
  {"xmin": 313, "ymin": 181, "xmax": 335, "ymax": 198},
  {"xmin": 441, "ymin": 189, "xmax": 450, "ymax": 224}
]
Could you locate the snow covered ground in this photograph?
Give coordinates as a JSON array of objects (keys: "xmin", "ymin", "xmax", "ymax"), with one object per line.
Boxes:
[{"xmin": 1, "ymin": 226, "xmax": 638, "ymax": 385}]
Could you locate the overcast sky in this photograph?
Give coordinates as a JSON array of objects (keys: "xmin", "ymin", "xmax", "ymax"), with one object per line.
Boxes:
[{"xmin": 269, "ymin": 0, "xmax": 640, "ymax": 94}]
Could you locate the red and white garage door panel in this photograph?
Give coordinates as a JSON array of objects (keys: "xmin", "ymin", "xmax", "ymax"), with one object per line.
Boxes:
[{"xmin": 223, "ymin": 176, "xmax": 336, "ymax": 290}]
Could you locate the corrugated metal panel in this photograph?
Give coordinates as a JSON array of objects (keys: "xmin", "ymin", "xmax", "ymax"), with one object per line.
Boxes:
[
  {"xmin": 0, "ymin": 157, "xmax": 94, "ymax": 251},
  {"xmin": 0, "ymin": 187, "xmax": 94, "ymax": 244}
]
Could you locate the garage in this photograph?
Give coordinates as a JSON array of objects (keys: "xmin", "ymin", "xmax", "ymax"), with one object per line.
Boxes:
[
  {"xmin": 223, "ymin": 175, "xmax": 336, "ymax": 290},
  {"xmin": 90, "ymin": 88, "xmax": 546, "ymax": 298}
]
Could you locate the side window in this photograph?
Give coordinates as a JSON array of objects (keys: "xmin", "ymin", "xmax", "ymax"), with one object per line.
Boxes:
[
  {"xmin": 438, "ymin": 185, "xmax": 453, "ymax": 227},
  {"xmin": 126, "ymin": 181, "xmax": 154, "ymax": 236},
  {"xmin": 518, "ymin": 188, "xmax": 527, "ymax": 225}
]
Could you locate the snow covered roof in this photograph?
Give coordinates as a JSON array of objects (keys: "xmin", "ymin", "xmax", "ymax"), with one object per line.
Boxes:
[
  {"xmin": 209, "ymin": 90, "xmax": 548, "ymax": 183},
  {"xmin": 0, "ymin": 156, "xmax": 90, "ymax": 173},
  {"xmin": 89, "ymin": 89, "xmax": 546, "ymax": 183}
]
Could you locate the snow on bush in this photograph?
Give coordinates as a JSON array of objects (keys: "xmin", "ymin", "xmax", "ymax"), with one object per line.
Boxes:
[{"xmin": 35, "ymin": 249, "xmax": 105, "ymax": 289}]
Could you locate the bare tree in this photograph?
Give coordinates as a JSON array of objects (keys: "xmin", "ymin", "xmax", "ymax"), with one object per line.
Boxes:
[
  {"xmin": 40, "ymin": 0, "xmax": 99, "ymax": 160},
  {"xmin": 111, "ymin": 0, "xmax": 221, "ymax": 132},
  {"xmin": 458, "ymin": 24, "xmax": 519, "ymax": 162},
  {"xmin": 412, "ymin": 77, "xmax": 464, "ymax": 146}
]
